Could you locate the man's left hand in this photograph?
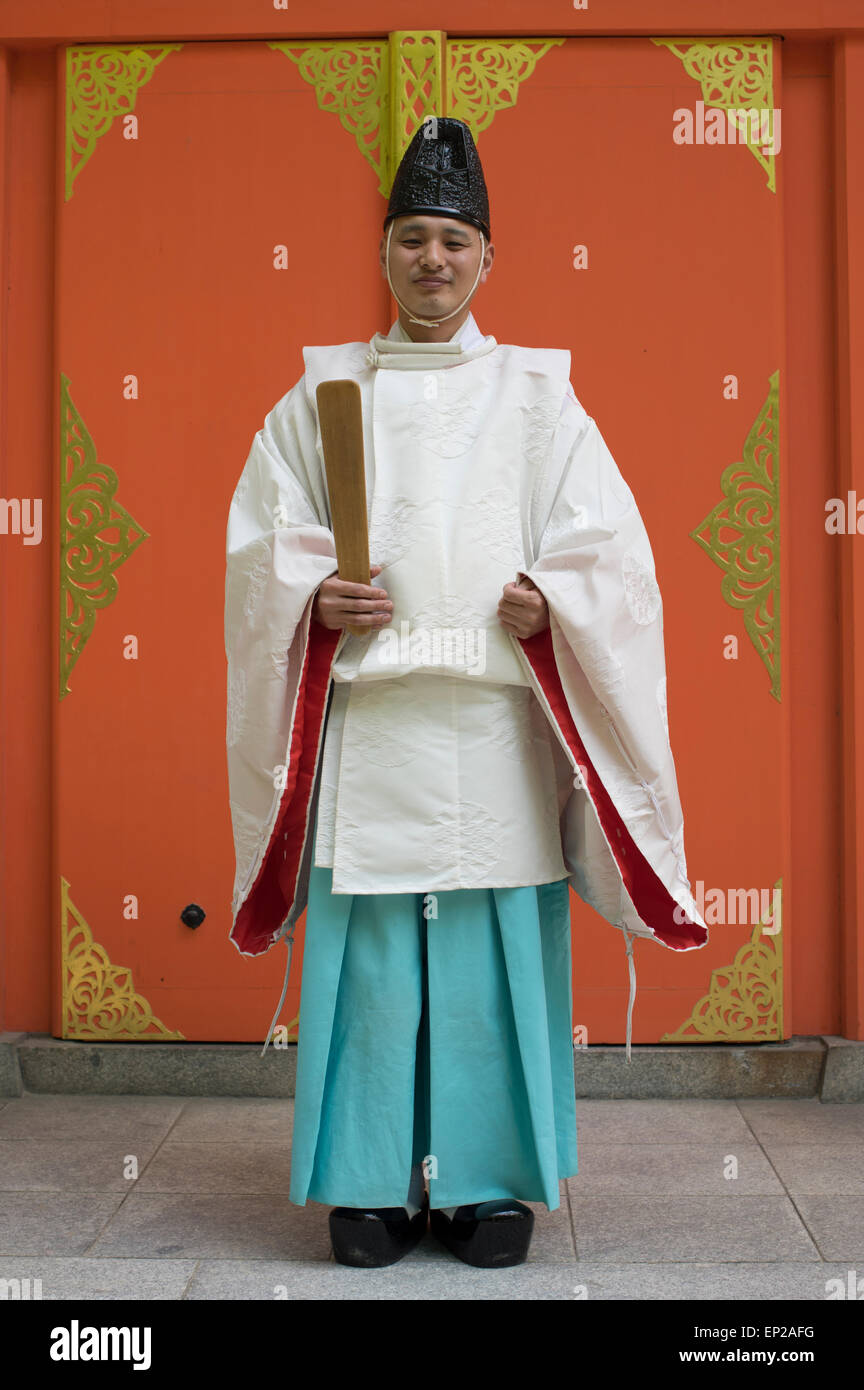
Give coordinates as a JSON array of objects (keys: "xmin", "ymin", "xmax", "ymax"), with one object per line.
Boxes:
[{"xmin": 497, "ymin": 575, "xmax": 550, "ymax": 639}]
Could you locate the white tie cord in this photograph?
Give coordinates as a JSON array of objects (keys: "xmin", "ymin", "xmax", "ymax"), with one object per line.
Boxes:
[
  {"xmin": 622, "ymin": 926, "xmax": 636, "ymax": 1063},
  {"xmin": 260, "ymin": 930, "xmax": 296, "ymax": 1058}
]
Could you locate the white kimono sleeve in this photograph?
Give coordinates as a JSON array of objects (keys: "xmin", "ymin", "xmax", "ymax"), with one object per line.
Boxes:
[
  {"xmin": 519, "ymin": 385, "xmax": 706, "ymax": 942},
  {"xmin": 225, "ymin": 380, "xmax": 341, "ymax": 938}
]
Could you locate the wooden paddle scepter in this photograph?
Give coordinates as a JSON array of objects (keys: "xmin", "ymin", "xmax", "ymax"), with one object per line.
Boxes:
[{"xmin": 315, "ymin": 379, "xmax": 371, "ymax": 638}]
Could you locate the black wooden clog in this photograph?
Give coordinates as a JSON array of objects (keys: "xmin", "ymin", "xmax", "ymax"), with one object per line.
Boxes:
[
  {"xmin": 430, "ymin": 1198, "xmax": 534, "ymax": 1267},
  {"xmin": 329, "ymin": 1191, "xmax": 429, "ymax": 1267}
]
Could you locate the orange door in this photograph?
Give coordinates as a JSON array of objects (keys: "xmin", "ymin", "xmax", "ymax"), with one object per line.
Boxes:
[{"xmin": 56, "ymin": 34, "xmax": 785, "ymax": 1044}]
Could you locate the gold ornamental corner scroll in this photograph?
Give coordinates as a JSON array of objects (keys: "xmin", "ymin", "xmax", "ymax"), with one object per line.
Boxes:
[
  {"xmin": 663, "ymin": 880, "xmax": 783, "ymax": 1043},
  {"xmin": 268, "ymin": 32, "xmax": 566, "ymax": 197},
  {"xmin": 60, "ymin": 878, "xmax": 185, "ymax": 1041},
  {"xmin": 651, "ymin": 37, "xmax": 778, "ymax": 192}
]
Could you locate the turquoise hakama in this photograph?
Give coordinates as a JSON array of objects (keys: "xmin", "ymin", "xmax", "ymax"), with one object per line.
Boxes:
[{"xmin": 288, "ymin": 841, "xmax": 579, "ymax": 1213}]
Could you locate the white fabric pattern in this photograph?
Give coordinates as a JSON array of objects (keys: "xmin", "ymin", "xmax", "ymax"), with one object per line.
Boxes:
[
  {"xmin": 622, "ymin": 549, "xmax": 663, "ymax": 626},
  {"xmin": 314, "ymin": 672, "xmax": 570, "ymax": 892}
]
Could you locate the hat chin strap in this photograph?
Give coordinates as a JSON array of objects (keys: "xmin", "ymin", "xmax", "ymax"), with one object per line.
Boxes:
[{"xmin": 385, "ymin": 219, "xmax": 486, "ymax": 328}]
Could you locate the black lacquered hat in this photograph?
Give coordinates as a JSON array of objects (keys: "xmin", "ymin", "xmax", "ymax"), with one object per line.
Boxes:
[{"xmin": 384, "ymin": 116, "xmax": 491, "ymax": 240}]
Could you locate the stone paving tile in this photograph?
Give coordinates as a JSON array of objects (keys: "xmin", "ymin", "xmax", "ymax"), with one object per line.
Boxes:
[
  {"xmin": 88, "ymin": 1194, "xmax": 332, "ymax": 1261},
  {"xmin": 183, "ymin": 1259, "xmax": 855, "ymax": 1301},
  {"xmin": 571, "ymin": 1099, "xmax": 754, "ymax": 1143},
  {"xmin": 0, "ymin": 1255, "xmax": 853, "ymax": 1301},
  {"xmin": 168, "ymin": 1098, "xmax": 293, "ymax": 1144},
  {"xmin": 185, "ymin": 1257, "xmax": 582, "ymax": 1300},
  {"xmin": 84, "ymin": 1193, "xmax": 573, "ymax": 1265},
  {"xmin": 565, "ymin": 1143, "xmax": 783, "ymax": 1194},
  {"xmin": 134, "ymin": 1142, "xmax": 292, "ymax": 1194},
  {"xmin": 565, "ymin": 1193, "xmax": 821, "ymax": 1263},
  {"xmin": 792, "ymin": 1197, "xmax": 864, "ymax": 1261},
  {"xmin": 764, "ymin": 1145, "xmax": 864, "ymax": 1195},
  {"xmin": 0, "ymin": 1194, "xmax": 125, "ymax": 1256},
  {"xmin": 0, "ymin": 1095, "xmax": 185, "ymax": 1142},
  {"xmin": 0, "ymin": 1257, "xmax": 198, "ymax": 1300},
  {"xmin": 566, "ymin": 1262, "xmax": 859, "ymax": 1302},
  {"xmin": 738, "ymin": 1099, "xmax": 864, "ymax": 1144},
  {"xmin": 0, "ymin": 1138, "xmax": 162, "ymax": 1192}
]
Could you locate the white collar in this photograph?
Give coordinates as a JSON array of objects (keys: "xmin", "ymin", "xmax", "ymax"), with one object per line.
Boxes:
[
  {"xmin": 387, "ymin": 311, "xmax": 485, "ymax": 350},
  {"xmin": 367, "ymin": 310, "xmax": 496, "ymax": 370}
]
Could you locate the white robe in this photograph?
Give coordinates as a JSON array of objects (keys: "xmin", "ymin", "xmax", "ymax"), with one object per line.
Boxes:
[{"xmin": 224, "ymin": 311, "xmax": 710, "ymax": 1057}]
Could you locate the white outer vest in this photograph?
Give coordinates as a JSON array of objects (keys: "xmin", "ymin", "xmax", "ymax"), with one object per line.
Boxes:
[{"xmin": 307, "ymin": 313, "xmax": 576, "ymax": 891}]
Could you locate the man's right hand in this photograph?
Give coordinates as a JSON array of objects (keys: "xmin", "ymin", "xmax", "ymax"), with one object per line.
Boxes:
[{"xmin": 311, "ymin": 563, "xmax": 394, "ymax": 631}]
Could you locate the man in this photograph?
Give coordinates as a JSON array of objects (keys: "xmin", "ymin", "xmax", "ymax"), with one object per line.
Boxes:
[{"xmin": 224, "ymin": 117, "xmax": 708, "ymax": 1269}]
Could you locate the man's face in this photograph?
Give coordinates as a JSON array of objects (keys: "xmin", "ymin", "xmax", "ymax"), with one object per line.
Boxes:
[{"xmin": 379, "ymin": 215, "xmax": 494, "ymax": 321}]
